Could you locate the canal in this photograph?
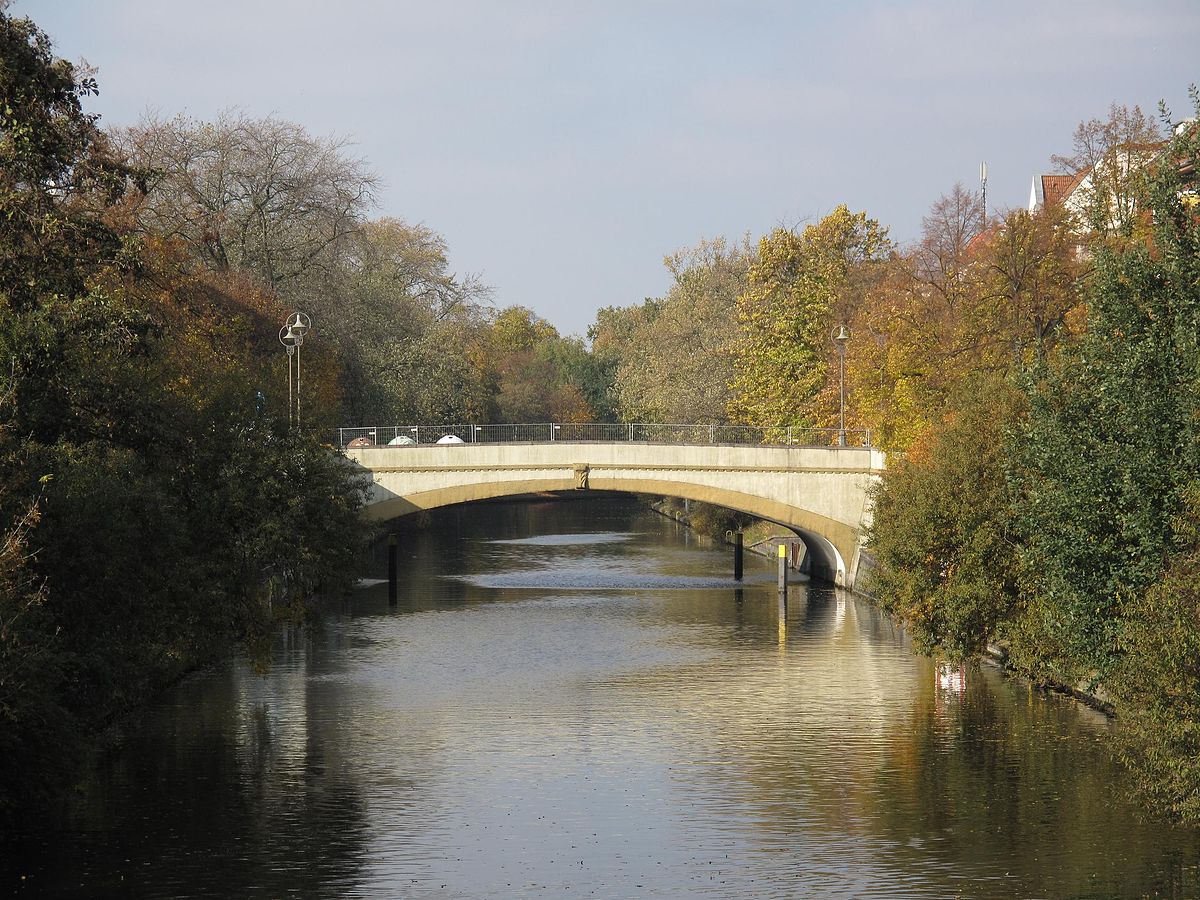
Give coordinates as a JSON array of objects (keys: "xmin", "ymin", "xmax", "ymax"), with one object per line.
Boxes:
[{"xmin": 6, "ymin": 495, "xmax": 1200, "ymax": 897}]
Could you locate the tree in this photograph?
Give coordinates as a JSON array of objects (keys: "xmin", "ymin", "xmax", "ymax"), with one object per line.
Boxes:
[
  {"xmin": 611, "ymin": 237, "xmax": 750, "ymax": 423},
  {"xmin": 0, "ymin": 7, "xmax": 131, "ymax": 312},
  {"xmin": 867, "ymin": 374, "xmax": 1024, "ymax": 659},
  {"xmin": 1051, "ymin": 102, "xmax": 1163, "ymax": 239},
  {"xmin": 0, "ymin": 7, "xmax": 369, "ymax": 824},
  {"xmin": 978, "ymin": 203, "xmax": 1084, "ymax": 360},
  {"xmin": 487, "ymin": 307, "xmax": 599, "ymax": 423},
  {"xmin": 848, "ymin": 188, "xmax": 1083, "ymax": 452},
  {"xmin": 331, "ymin": 218, "xmax": 491, "ymax": 423},
  {"xmin": 729, "ymin": 206, "xmax": 890, "ymax": 427},
  {"xmin": 1112, "ymin": 487, "xmax": 1200, "ymax": 821},
  {"xmin": 115, "ymin": 111, "xmax": 378, "ymax": 297},
  {"xmin": 1012, "ymin": 93, "xmax": 1199, "ymax": 689}
]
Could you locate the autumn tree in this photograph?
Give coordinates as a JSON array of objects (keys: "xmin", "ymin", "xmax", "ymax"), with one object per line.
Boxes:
[
  {"xmin": 848, "ymin": 186, "xmax": 984, "ymax": 448},
  {"xmin": 486, "ymin": 306, "xmax": 598, "ymax": 423},
  {"xmin": 332, "ymin": 218, "xmax": 492, "ymax": 423},
  {"xmin": 978, "ymin": 203, "xmax": 1085, "ymax": 360},
  {"xmin": 849, "ymin": 186, "xmax": 1082, "ymax": 451},
  {"xmin": 1050, "ymin": 102, "xmax": 1163, "ymax": 239},
  {"xmin": 0, "ymin": 8, "xmax": 132, "ymax": 313},
  {"xmin": 610, "ymin": 237, "xmax": 750, "ymax": 423},
  {"xmin": 115, "ymin": 110, "xmax": 378, "ymax": 301},
  {"xmin": 729, "ymin": 206, "xmax": 890, "ymax": 427}
]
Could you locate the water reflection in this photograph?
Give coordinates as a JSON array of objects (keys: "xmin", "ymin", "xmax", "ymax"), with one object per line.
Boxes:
[{"xmin": 6, "ymin": 496, "xmax": 1200, "ymax": 898}]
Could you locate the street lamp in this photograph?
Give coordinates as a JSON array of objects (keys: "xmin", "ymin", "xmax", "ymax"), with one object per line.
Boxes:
[
  {"xmin": 279, "ymin": 312, "xmax": 313, "ymax": 428},
  {"xmin": 279, "ymin": 324, "xmax": 297, "ymax": 427},
  {"xmin": 832, "ymin": 324, "xmax": 850, "ymax": 446}
]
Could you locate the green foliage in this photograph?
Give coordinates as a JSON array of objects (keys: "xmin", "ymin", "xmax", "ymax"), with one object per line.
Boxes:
[
  {"xmin": 0, "ymin": 10, "xmax": 130, "ymax": 312},
  {"xmin": 1012, "ymin": 108, "xmax": 1200, "ymax": 683},
  {"xmin": 867, "ymin": 376, "xmax": 1023, "ymax": 660},
  {"xmin": 1109, "ymin": 485, "xmax": 1200, "ymax": 821},
  {"xmin": 609, "ymin": 237, "xmax": 750, "ymax": 423}
]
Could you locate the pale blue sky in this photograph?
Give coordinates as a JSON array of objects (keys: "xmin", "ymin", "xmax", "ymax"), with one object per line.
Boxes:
[{"xmin": 15, "ymin": 0, "xmax": 1199, "ymax": 336}]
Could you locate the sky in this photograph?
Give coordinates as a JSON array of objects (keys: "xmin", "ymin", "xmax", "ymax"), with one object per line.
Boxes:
[{"xmin": 13, "ymin": 0, "xmax": 1199, "ymax": 337}]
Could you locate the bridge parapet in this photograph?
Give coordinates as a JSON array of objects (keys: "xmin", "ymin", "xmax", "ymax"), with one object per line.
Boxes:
[{"xmin": 337, "ymin": 422, "xmax": 872, "ymax": 449}]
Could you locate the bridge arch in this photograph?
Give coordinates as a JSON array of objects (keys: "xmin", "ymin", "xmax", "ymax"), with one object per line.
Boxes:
[{"xmin": 363, "ymin": 479, "xmax": 851, "ymax": 585}]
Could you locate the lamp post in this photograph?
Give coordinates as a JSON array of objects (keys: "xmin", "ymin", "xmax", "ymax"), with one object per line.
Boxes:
[
  {"xmin": 279, "ymin": 324, "xmax": 297, "ymax": 427},
  {"xmin": 279, "ymin": 312, "xmax": 312, "ymax": 428},
  {"xmin": 832, "ymin": 324, "xmax": 850, "ymax": 446}
]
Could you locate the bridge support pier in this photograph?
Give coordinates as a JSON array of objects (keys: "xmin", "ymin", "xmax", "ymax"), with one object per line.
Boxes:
[
  {"xmin": 388, "ymin": 533, "xmax": 397, "ymax": 606},
  {"xmin": 734, "ymin": 531, "xmax": 743, "ymax": 581}
]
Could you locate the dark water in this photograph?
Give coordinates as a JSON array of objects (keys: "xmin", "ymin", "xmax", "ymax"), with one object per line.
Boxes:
[{"xmin": 5, "ymin": 496, "xmax": 1200, "ymax": 898}]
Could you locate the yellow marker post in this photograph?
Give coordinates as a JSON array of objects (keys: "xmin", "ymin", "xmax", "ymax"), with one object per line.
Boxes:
[{"xmin": 777, "ymin": 542, "xmax": 788, "ymax": 640}]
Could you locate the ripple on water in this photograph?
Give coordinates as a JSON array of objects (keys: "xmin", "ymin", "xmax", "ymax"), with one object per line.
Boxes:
[
  {"xmin": 486, "ymin": 531, "xmax": 644, "ymax": 546},
  {"xmin": 447, "ymin": 569, "xmax": 776, "ymax": 590}
]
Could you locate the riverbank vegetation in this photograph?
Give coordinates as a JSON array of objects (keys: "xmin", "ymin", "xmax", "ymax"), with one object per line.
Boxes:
[
  {"xmin": 4, "ymin": 2, "xmax": 1200, "ymax": 824},
  {"xmin": 0, "ymin": 8, "xmax": 369, "ymax": 823}
]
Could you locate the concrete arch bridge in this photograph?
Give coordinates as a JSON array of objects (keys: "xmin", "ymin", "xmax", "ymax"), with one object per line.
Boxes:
[{"xmin": 342, "ymin": 425, "xmax": 885, "ymax": 589}]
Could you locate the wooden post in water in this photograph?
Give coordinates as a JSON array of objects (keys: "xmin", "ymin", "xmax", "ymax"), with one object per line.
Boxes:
[
  {"xmin": 388, "ymin": 533, "xmax": 398, "ymax": 606},
  {"xmin": 734, "ymin": 531, "xmax": 744, "ymax": 581}
]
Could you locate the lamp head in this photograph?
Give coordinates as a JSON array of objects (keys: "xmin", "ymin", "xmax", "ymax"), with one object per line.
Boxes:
[{"xmin": 287, "ymin": 312, "xmax": 311, "ymax": 337}]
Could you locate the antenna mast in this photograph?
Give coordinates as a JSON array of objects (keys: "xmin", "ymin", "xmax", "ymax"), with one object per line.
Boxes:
[{"xmin": 979, "ymin": 161, "xmax": 988, "ymax": 225}]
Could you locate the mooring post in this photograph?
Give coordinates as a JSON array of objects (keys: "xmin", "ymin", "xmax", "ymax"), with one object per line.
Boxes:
[
  {"xmin": 777, "ymin": 542, "xmax": 789, "ymax": 632},
  {"xmin": 387, "ymin": 533, "xmax": 398, "ymax": 606},
  {"xmin": 734, "ymin": 531, "xmax": 744, "ymax": 581}
]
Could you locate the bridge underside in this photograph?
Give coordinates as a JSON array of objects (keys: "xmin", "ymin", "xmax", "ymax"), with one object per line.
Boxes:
[{"xmin": 363, "ymin": 477, "xmax": 857, "ymax": 587}]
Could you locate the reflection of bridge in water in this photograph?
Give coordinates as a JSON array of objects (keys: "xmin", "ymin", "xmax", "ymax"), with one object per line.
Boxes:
[{"xmin": 340, "ymin": 423, "xmax": 885, "ymax": 589}]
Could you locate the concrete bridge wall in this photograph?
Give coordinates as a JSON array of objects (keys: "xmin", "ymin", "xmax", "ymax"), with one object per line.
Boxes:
[{"xmin": 345, "ymin": 442, "xmax": 885, "ymax": 589}]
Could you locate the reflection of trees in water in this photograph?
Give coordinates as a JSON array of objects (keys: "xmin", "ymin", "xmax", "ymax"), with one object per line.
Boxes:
[
  {"xmin": 865, "ymin": 666, "xmax": 1200, "ymax": 897},
  {"xmin": 605, "ymin": 590, "xmax": 1200, "ymax": 897},
  {"xmin": 15, "ymin": 647, "xmax": 373, "ymax": 899}
]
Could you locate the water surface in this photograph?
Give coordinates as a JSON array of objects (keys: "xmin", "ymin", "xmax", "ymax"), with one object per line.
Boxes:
[{"xmin": 6, "ymin": 496, "xmax": 1199, "ymax": 897}]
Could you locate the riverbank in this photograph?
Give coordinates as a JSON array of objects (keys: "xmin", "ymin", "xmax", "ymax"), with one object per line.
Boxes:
[{"xmin": 648, "ymin": 497, "xmax": 804, "ymax": 564}]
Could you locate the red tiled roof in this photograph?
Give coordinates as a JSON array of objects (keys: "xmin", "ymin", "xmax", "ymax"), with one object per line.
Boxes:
[
  {"xmin": 1040, "ymin": 174, "xmax": 1079, "ymax": 207},
  {"xmin": 964, "ymin": 223, "xmax": 1000, "ymax": 255}
]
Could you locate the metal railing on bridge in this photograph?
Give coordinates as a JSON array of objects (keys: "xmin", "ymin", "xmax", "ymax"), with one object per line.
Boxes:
[{"xmin": 336, "ymin": 423, "xmax": 872, "ymax": 450}]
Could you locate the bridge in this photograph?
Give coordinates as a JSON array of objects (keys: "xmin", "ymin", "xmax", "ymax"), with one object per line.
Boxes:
[{"xmin": 340, "ymin": 424, "xmax": 885, "ymax": 590}]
